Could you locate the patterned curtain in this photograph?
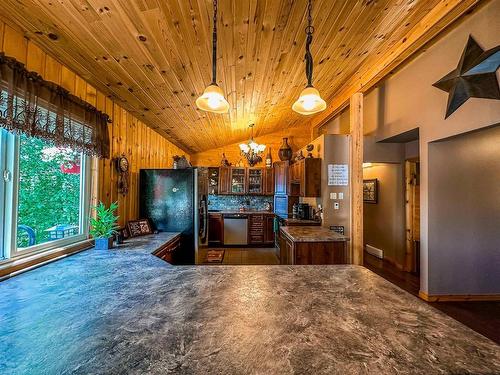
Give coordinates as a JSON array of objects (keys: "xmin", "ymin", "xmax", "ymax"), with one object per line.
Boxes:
[{"xmin": 0, "ymin": 53, "xmax": 110, "ymax": 158}]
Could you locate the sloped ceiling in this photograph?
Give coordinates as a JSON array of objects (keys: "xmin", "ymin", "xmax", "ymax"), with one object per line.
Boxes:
[{"xmin": 0, "ymin": 0, "xmax": 480, "ymax": 153}]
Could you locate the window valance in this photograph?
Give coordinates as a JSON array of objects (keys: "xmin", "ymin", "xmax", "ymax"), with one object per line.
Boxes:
[{"xmin": 0, "ymin": 53, "xmax": 110, "ymax": 158}]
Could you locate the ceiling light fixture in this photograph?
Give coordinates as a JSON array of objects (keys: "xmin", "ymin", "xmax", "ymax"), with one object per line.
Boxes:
[
  {"xmin": 196, "ymin": 0, "xmax": 229, "ymax": 113},
  {"xmin": 239, "ymin": 124, "xmax": 266, "ymax": 167},
  {"xmin": 292, "ymin": 0, "xmax": 326, "ymax": 116}
]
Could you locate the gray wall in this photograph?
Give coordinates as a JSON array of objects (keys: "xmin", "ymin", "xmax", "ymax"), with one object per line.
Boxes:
[
  {"xmin": 363, "ymin": 163, "xmax": 406, "ymax": 266},
  {"xmin": 300, "ymin": 134, "xmax": 352, "ymax": 237},
  {"xmin": 360, "ymin": 0, "xmax": 500, "ymax": 294},
  {"xmin": 428, "ymin": 126, "xmax": 500, "ymax": 294}
]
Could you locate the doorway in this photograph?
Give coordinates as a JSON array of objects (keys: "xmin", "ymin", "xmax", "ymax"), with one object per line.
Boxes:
[
  {"xmin": 404, "ymin": 159, "xmax": 420, "ymax": 274},
  {"xmin": 363, "ymin": 130, "xmax": 421, "ymax": 288}
]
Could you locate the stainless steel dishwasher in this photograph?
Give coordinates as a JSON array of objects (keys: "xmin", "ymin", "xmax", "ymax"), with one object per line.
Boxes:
[{"xmin": 223, "ymin": 214, "xmax": 248, "ymax": 245}]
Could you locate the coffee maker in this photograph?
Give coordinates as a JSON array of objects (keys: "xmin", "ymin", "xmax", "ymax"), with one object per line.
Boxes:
[{"xmin": 297, "ymin": 203, "xmax": 311, "ymax": 220}]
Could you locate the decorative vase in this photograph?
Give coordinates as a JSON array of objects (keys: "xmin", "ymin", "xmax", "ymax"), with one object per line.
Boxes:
[
  {"xmin": 278, "ymin": 138, "xmax": 292, "ymax": 161},
  {"xmin": 265, "ymin": 148, "xmax": 272, "ymax": 168},
  {"xmin": 95, "ymin": 237, "xmax": 113, "ymax": 250}
]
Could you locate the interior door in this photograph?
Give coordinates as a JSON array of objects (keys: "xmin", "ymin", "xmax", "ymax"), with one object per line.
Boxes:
[{"xmin": 405, "ymin": 160, "xmax": 420, "ymax": 273}]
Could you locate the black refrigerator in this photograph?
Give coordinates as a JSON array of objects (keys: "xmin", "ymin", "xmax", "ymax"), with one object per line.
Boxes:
[{"xmin": 139, "ymin": 168, "xmax": 208, "ymax": 264}]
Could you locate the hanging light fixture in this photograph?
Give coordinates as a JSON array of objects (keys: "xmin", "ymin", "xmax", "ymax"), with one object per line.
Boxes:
[
  {"xmin": 292, "ymin": 0, "xmax": 326, "ymax": 115},
  {"xmin": 196, "ymin": 0, "xmax": 229, "ymax": 113},
  {"xmin": 239, "ymin": 124, "xmax": 266, "ymax": 167}
]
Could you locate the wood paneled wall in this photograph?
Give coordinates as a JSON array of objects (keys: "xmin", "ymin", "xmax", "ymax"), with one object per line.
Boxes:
[
  {"xmin": 0, "ymin": 21, "xmax": 188, "ymax": 227},
  {"xmin": 191, "ymin": 123, "xmax": 313, "ymax": 167}
]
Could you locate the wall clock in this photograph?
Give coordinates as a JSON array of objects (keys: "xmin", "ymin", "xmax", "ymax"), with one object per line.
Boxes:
[{"xmin": 115, "ymin": 155, "xmax": 129, "ymax": 195}]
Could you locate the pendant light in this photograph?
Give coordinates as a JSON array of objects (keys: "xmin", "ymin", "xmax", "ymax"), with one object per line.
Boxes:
[
  {"xmin": 196, "ymin": 0, "xmax": 229, "ymax": 113},
  {"xmin": 292, "ymin": 0, "xmax": 326, "ymax": 115}
]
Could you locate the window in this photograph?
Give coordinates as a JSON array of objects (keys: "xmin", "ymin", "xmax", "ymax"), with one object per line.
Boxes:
[{"xmin": 0, "ymin": 129, "xmax": 91, "ymax": 260}]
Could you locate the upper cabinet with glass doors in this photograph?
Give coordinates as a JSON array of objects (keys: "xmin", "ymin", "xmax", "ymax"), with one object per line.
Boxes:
[{"xmin": 230, "ymin": 168, "xmax": 246, "ymax": 195}]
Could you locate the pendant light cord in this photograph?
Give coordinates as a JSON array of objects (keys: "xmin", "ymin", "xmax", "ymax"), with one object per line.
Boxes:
[
  {"xmin": 211, "ymin": 0, "xmax": 218, "ymax": 85},
  {"xmin": 305, "ymin": 0, "xmax": 314, "ymax": 87}
]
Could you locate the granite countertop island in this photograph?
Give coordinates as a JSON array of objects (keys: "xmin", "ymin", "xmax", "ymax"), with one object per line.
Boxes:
[
  {"xmin": 280, "ymin": 225, "xmax": 349, "ymax": 242},
  {"xmin": 1, "ymin": 235, "xmax": 499, "ymax": 374}
]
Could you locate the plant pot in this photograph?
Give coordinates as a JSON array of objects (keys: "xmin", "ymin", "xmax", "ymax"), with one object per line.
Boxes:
[
  {"xmin": 278, "ymin": 138, "xmax": 292, "ymax": 161},
  {"xmin": 94, "ymin": 237, "xmax": 114, "ymax": 250}
]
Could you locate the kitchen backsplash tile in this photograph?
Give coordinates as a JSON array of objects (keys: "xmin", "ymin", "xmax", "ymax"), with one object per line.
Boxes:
[{"xmin": 208, "ymin": 194, "xmax": 273, "ymax": 211}]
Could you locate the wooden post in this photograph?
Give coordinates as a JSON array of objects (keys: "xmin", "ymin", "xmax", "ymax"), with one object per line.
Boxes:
[{"xmin": 350, "ymin": 93, "xmax": 363, "ymax": 265}]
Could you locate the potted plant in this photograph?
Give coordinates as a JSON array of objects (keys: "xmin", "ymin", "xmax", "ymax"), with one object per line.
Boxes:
[{"xmin": 89, "ymin": 201, "xmax": 119, "ymax": 250}]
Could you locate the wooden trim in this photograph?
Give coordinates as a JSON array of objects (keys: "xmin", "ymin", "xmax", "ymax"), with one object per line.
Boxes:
[
  {"xmin": 0, "ymin": 240, "xmax": 92, "ymax": 280},
  {"xmin": 419, "ymin": 291, "xmax": 500, "ymax": 302},
  {"xmin": 350, "ymin": 93, "xmax": 363, "ymax": 265}
]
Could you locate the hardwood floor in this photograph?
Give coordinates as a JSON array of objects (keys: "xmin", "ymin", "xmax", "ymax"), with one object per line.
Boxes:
[
  {"xmin": 364, "ymin": 252, "xmax": 500, "ymax": 345},
  {"xmin": 198, "ymin": 247, "xmax": 279, "ymax": 265}
]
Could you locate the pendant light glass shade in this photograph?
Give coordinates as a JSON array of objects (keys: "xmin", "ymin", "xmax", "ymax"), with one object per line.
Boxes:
[
  {"xmin": 196, "ymin": 0, "xmax": 229, "ymax": 114},
  {"xmin": 196, "ymin": 84, "xmax": 229, "ymax": 113},
  {"xmin": 293, "ymin": 0, "xmax": 326, "ymax": 116},
  {"xmin": 292, "ymin": 86, "xmax": 326, "ymax": 115}
]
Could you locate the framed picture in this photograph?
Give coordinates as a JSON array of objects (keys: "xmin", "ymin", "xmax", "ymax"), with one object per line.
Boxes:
[
  {"xmin": 127, "ymin": 219, "xmax": 153, "ymax": 237},
  {"xmin": 363, "ymin": 179, "xmax": 378, "ymax": 204}
]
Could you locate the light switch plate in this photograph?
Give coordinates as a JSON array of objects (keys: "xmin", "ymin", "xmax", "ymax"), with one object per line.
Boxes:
[
  {"xmin": 334, "ymin": 202, "xmax": 340, "ymax": 210},
  {"xmin": 338, "ymin": 192, "xmax": 344, "ymax": 200},
  {"xmin": 330, "ymin": 192, "xmax": 337, "ymax": 200}
]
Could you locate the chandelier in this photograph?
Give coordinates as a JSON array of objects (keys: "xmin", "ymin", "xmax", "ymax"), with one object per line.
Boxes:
[{"xmin": 239, "ymin": 124, "xmax": 266, "ymax": 167}]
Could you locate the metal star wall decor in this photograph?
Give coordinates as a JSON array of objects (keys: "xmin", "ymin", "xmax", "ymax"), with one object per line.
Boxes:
[{"xmin": 433, "ymin": 35, "xmax": 500, "ymax": 119}]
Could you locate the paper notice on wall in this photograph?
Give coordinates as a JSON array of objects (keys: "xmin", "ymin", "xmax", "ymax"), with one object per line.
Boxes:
[{"xmin": 328, "ymin": 164, "xmax": 349, "ymax": 186}]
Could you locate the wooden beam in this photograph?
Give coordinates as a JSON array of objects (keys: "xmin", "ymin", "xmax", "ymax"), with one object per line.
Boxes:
[
  {"xmin": 311, "ymin": 0, "xmax": 482, "ymax": 130},
  {"xmin": 350, "ymin": 93, "xmax": 363, "ymax": 266}
]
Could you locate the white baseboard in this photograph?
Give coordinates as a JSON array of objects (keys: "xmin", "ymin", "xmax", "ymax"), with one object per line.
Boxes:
[{"xmin": 365, "ymin": 244, "xmax": 383, "ymax": 259}]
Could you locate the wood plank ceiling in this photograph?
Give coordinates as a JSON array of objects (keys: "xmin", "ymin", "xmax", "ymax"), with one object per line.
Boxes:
[{"xmin": 0, "ymin": 0, "xmax": 467, "ymax": 153}]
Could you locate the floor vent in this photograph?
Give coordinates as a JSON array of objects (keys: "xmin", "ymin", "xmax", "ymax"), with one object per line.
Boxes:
[{"xmin": 366, "ymin": 244, "xmax": 383, "ymax": 259}]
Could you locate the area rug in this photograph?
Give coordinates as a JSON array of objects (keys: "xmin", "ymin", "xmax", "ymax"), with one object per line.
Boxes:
[{"xmin": 205, "ymin": 250, "xmax": 225, "ymax": 263}]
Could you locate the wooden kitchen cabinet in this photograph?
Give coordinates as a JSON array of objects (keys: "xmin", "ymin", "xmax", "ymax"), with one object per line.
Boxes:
[
  {"xmin": 263, "ymin": 167, "xmax": 274, "ymax": 195},
  {"xmin": 208, "ymin": 213, "xmax": 224, "ymax": 244},
  {"xmin": 248, "ymin": 168, "xmax": 263, "ymax": 194},
  {"xmin": 209, "ymin": 167, "xmax": 274, "ymax": 196},
  {"xmin": 288, "ymin": 158, "xmax": 321, "ymax": 197},
  {"xmin": 208, "ymin": 167, "xmax": 219, "ymax": 195},
  {"xmin": 278, "ymin": 228, "xmax": 348, "ymax": 265},
  {"xmin": 279, "ymin": 233, "xmax": 293, "ymax": 265},
  {"xmin": 230, "ymin": 167, "xmax": 247, "ymax": 194},
  {"xmin": 248, "ymin": 214, "xmax": 265, "ymax": 244},
  {"xmin": 264, "ymin": 214, "xmax": 275, "ymax": 244},
  {"xmin": 274, "ymin": 161, "xmax": 289, "ymax": 195},
  {"xmin": 152, "ymin": 234, "xmax": 181, "ymax": 264},
  {"xmin": 294, "ymin": 242, "xmax": 348, "ymax": 264},
  {"xmin": 218, "ymin": 167, "xmax": 231, "ymax": 195},
  {"xmin": 248, "ymin": 213, "xmax": 275, "ymax": 245}
]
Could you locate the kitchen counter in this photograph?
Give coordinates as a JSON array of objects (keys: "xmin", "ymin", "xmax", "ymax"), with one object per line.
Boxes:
[
  {"xmin": 115, "ymin": 231, "xmax": 181, "ymax": 250},
  {"xmin": 280, "ymin": 225, "xmax": 349, "ymax": 242},
  {"xmin": 1, "ymin": 236, "xmax": 499, "ymax": 374},
  {"xmin": 209, "ymin": 210, "xmax": 273, "ymax": 215},
  {"xmin": 281, "ymin": 217, "xmax": 321, "ymax": 226}
]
